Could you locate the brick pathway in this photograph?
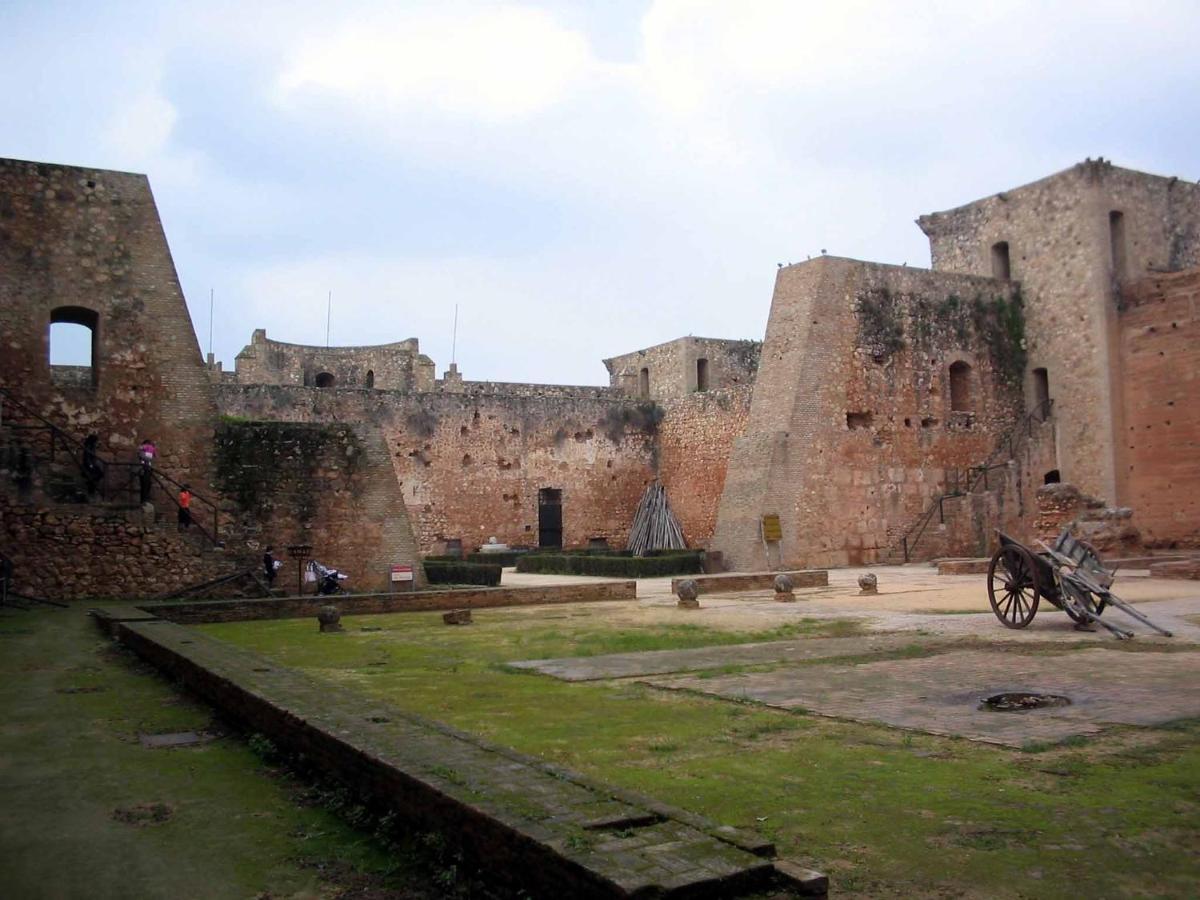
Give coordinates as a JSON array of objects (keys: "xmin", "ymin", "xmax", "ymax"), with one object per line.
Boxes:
[{"xmin": 646, "ymin": 648, "xmax": 1200, "ymax": 747}]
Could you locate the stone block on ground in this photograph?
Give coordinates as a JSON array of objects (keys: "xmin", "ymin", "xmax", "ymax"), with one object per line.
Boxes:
[
  {"xmin": 317, "ymin": 606, "xmax": 343, "ymax": 633},
  {"xmin": 443, "ymin": 608, "xmax": 473, "ymax": 625}
]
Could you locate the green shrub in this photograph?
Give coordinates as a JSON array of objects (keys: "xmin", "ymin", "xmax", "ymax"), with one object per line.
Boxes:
[
  {"xmin": 422, "ymin": 560, "xmax": 501, "ymax": 587},
  {"xmin": 464, "ymin": 551, "xmax": 527, "ymax": 567},
  {"xmin": 514, "ymin": 553, "xmax": 702, "ymax": 578}
]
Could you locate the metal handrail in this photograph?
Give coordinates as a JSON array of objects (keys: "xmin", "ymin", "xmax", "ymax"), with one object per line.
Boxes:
[
  {"xmin": 899, "ymin": 398, "xmax": 1054, "ymax": 562},
  {"xmin": 0, "ymin": 386, "xmax": 221, "ymax": 545}
]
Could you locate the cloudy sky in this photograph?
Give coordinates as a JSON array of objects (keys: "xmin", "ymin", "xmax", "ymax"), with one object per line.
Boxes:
[{"xmin": 5, "ymin": 0, "xmax": 1198, "ymax": 384}]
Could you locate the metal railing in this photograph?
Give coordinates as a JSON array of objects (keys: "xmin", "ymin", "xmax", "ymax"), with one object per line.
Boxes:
[
  {"xmin": 0, "ymin": 386, "xmax": 221, "ymax": 546},
  {"xmin": 897, "ymin": 398, "xmax": 1054, "ymax": 562}
]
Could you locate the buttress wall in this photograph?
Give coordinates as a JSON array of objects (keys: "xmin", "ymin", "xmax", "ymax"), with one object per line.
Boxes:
[
  {"xmin": 712, "ymin": 257, "xmax": 1025, "ymax": 570},
  {"xmin": 0, "ymin": 159, "xmax": 217, "ymax": 485}
]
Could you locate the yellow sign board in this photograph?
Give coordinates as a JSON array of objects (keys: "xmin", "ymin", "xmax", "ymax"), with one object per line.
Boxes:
[{"xmin": 761, "ymin": 514, "xmax": 782, "ymax": 543}]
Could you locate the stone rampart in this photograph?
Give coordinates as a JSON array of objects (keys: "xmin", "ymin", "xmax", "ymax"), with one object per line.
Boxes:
[
  {"xmin": 712, "ymin": 257, "xmax": 1025, "ymax": 570},
  {"xmin": 0, "ymin": 158, "xmax": 218, "ymax": 486},
  {"xmin": 214, "ymin": 420, "xmax": 423, "ymax": 590}
]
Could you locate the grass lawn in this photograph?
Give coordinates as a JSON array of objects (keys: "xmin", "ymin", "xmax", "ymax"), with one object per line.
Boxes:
[
  {"xmin": 204, "ymin": 606, "xmax": 1200, "ymax": 899},
  {"xmin": 0, "ymin": 607, "xmax": 478, "ymax": 899}
]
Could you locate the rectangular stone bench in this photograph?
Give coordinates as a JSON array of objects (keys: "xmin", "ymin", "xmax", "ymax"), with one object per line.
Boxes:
[{"xmin": 670, "ymin": 570, "xmax": 827, "ymax": 596}]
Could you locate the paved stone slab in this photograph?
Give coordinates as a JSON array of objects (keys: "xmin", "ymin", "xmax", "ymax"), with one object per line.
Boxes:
[
  {"xmin": 509, "ymin": 633, "xmax": 940, "ymax": 682},
  {"xmin": 646, "ymin": 648, "xmax": 1200, "ymax": 747}
]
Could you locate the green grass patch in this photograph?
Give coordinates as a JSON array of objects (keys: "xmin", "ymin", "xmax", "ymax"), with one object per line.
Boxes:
[{"xmin": 200, "ymin": 609, "xmax": 1200, "ymax": 899}]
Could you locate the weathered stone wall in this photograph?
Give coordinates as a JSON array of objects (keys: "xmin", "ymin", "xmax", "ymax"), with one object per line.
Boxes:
[
  {"xmin": 657, "ymin": 386, "xmax": 753, "ymax": 548},
  {"xmin": 232, "ymin": 329, "xmax": 436, "ymax": 391},
  {"xmin": 1118, "ymin": 268, "xmax": 1200, "ymax": 546},
  {"xmin": 0, "ymin": 158, "xmax": 218, "ymax": 485},
  {"xmin": 712, "ymin": 257, "xmax": 1025, "ymax": 570},
  {"xmin": 0, "ymin": 492, "xmax": 238, "ymax": 600},
  {"xmin": 217, "ymin": 385, "xmax": 664, "ymax": 553},
  {"xmin": 214, "ymin": 420, "xmax": 423, "ymax": 590},
  {"xmin": 919, "ymin": 159, "xmax": 1200, "ymax": 506},
  {"xmin": 604, "ymin": 337, "xmax": 761, "ymax": 400}
]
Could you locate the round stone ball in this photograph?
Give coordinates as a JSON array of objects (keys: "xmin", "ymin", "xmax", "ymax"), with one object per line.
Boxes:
[
  {"xmin": 858, "ymin": 573, "xmax": 878, "ymax": 594},
  {"xmin": 774, "ymin": 574, "xmax": 794, "ymax": 594},
  {"xmin": 676, "ymin": 579, "xmax": 699, "ymax": 602}
]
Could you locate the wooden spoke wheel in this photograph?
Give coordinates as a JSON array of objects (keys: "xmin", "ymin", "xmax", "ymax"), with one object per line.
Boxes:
[{"xmin": 987, "ymin": 545, "xmax": 1041, "ymax": 629}]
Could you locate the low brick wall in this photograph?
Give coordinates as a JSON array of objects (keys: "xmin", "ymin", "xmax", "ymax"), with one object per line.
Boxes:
[
  {"xmin": 1148, "ymin": 560, "xmax": 1200, "ymax": 580},
  {"xmin": 143, "ymin": 580, "xmax": 637, "ymax": 624},
  {"xmin": 96, "ymin": 613, "xmax": 790, "ymax": 899},
  {"xmin": 670, "ymin": 570, "xmax": 827, "ymax": 596},
  {"xmin": 937, "ymin": 558, "xmax": 991, "ymax": 575}
]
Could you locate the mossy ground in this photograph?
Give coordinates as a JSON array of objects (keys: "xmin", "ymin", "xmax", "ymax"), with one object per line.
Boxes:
[
  {"xmin": 203, "ymin": 607, "xmax": 1200, "ymax": 899},
  {"xmin": 0, "ymin": 608, "xmax": 472, "ymax": 899}
]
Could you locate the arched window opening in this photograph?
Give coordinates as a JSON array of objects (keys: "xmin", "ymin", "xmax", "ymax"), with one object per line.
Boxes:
[
  {"xmin": 639, "ymin": 367, "xmax": 650, "ymax": 399},
  {"xmin": 949, "ymin": 361, "xmax": 973, "ymax": 412},
  {"xmin": 314, "ymin": 371, "xmax": 336, "ymax": 388},
  {"xmin": 1044, "ymin": 469, "xmax": 1061, "ymax": 485},
  {"xmin": 1109, "ymin": 211, "xmax": 1127, "ymax": 283},
  {"xmin": 49, "ymin": 306, "xmax": 99, "ymax": 388},
  {"xmin": 1033, "ymin": 367, "xmax": 1050, "ymax": 418},
  {"xmin": 365, "ymin": 369, "xmax": 375, "ymax": 389},
  {"xmin": 991, "ymin": 241, "xmax": 1011, "ymax": 280},
  {"xmin": 696, "ymin": 358, "xmax": 709, "ymax": 392}
]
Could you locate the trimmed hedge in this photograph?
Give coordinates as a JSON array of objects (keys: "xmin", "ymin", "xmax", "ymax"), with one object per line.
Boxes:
[
  {"xmin": 465, "ymin": 551, "xmax": 527, "ymax": 567},
  {"xmin": 422, "ymin": 560, "xmax": 502, "ymax": 587},
  {"xmin": 515, "ymin": 552, "xmax": 702, "ymax": 578}
]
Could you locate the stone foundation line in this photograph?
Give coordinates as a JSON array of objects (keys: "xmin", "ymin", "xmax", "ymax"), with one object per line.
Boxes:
[{"xmin": 91, "ymin": 606, "xmax": 827, "ymax": 898}]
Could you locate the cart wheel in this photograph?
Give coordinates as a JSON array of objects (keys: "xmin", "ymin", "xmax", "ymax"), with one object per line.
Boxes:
[{"xmin": 988, "ymin": 545, "xmax": 1041, "ymax": 628}]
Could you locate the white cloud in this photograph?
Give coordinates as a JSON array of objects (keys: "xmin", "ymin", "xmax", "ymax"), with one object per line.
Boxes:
[
  {"xmin": 101, "ymin": 92, "xmax": 178, "ymax": 164},
  {"xmin": 276, "ymin": 6, "xmax": 610, "ymax": 121}
]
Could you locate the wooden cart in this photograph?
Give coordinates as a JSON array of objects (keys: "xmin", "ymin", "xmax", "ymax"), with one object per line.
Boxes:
[{"xmin": 986, "ymin": 531, "xmax": 1174, "ymax": 640}]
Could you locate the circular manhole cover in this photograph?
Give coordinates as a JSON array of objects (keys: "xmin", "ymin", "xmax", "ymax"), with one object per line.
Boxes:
[{"xmin": 982, "ymin": 692, "xmax": 1072, "ymax": 712}]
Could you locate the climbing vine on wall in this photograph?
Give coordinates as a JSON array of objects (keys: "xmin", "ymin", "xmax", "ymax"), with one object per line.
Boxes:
[{"xmin": 857, "ymin": 285, "xmax": 1026, "ymax": 384}]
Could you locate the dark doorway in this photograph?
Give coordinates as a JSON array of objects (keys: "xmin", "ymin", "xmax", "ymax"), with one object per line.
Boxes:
[
  {"xmin": 696, "ymin": 358, "xmax": 709, "ymax": 392},
  {"xmin": 538, "ymin": 488, "xmax": 563, "ymax": 549},
  {"xmin": 1044, "ymin": 469, "xmax": 1061, "ymax": 485},
  {"xmin": 314, "ymin": 371, "xmax": 336, "ymax": 388}
]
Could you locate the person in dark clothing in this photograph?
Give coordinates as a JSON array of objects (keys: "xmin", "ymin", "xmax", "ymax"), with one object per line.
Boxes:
[
  {"xmin": 138, "ymin": 438, "xmax": 156, "ymax": 503},
  {"xmin": 82, "ymin": 433, "xmax": 103, "ymax": 494},
  {"xmin": 177, "ymin": 484, "xmax": 192, "ymax": 531},
  {"xmin": 263, "ymin": 546, "xmax": 278, "ymax": 587}
]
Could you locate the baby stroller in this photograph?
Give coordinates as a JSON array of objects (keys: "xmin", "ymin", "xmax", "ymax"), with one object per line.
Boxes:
[{"xmin": 308, "ymin": 560, "xmax": 348, "ymax": 596}]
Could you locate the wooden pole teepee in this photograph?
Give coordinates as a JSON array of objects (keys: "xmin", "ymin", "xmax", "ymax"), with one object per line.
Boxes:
[{"xmin": 626, "ymin": 480, "xmax": 686, "ymax": 556}]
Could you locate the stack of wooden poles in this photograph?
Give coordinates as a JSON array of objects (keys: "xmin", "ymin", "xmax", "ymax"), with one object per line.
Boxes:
[{"xmin": 626, "ymin": 480, "xmax": 686, "ymax": 555}]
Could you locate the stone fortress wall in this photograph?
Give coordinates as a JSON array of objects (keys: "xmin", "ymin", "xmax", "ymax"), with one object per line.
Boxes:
[
  {"xmin": 711, "ymin": 259, "xmax": 1028, "ymax": 570},
  {"xmin": 918, "ymin": 159, "xmax": 1200, "ymax": 507},
  {"xmin": 0, "ymin": 159, "xmax": 426, "ymax": 599},
  {"xmin": 230, "ymin": 328, "xmax": 436, "ymax": 392},
  {"xmin": 5, "ymin": 155, "xmax": 1198, "ymax": 593},
  {"xmin": 604, "ymin": 336, "xmax": 761, "ymax": 400},
  {"xmin": 1117, "ymin": 268, "xmax": 1200, "ymax": 546}
]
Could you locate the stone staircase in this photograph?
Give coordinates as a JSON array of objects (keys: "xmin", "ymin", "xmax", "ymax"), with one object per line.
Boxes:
[
  {"xmin": 0, "ymin": 387, "xmax": 255, "ymax": 601},
  {"xmin": 882, "ymin": 399, "xmax": 1057, "ymax": 564}
]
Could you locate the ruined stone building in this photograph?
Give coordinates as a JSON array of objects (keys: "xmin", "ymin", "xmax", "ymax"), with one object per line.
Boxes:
[{"xmin": 2, "ymin": 156, "xmax": 1197, "ymax": 597}]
